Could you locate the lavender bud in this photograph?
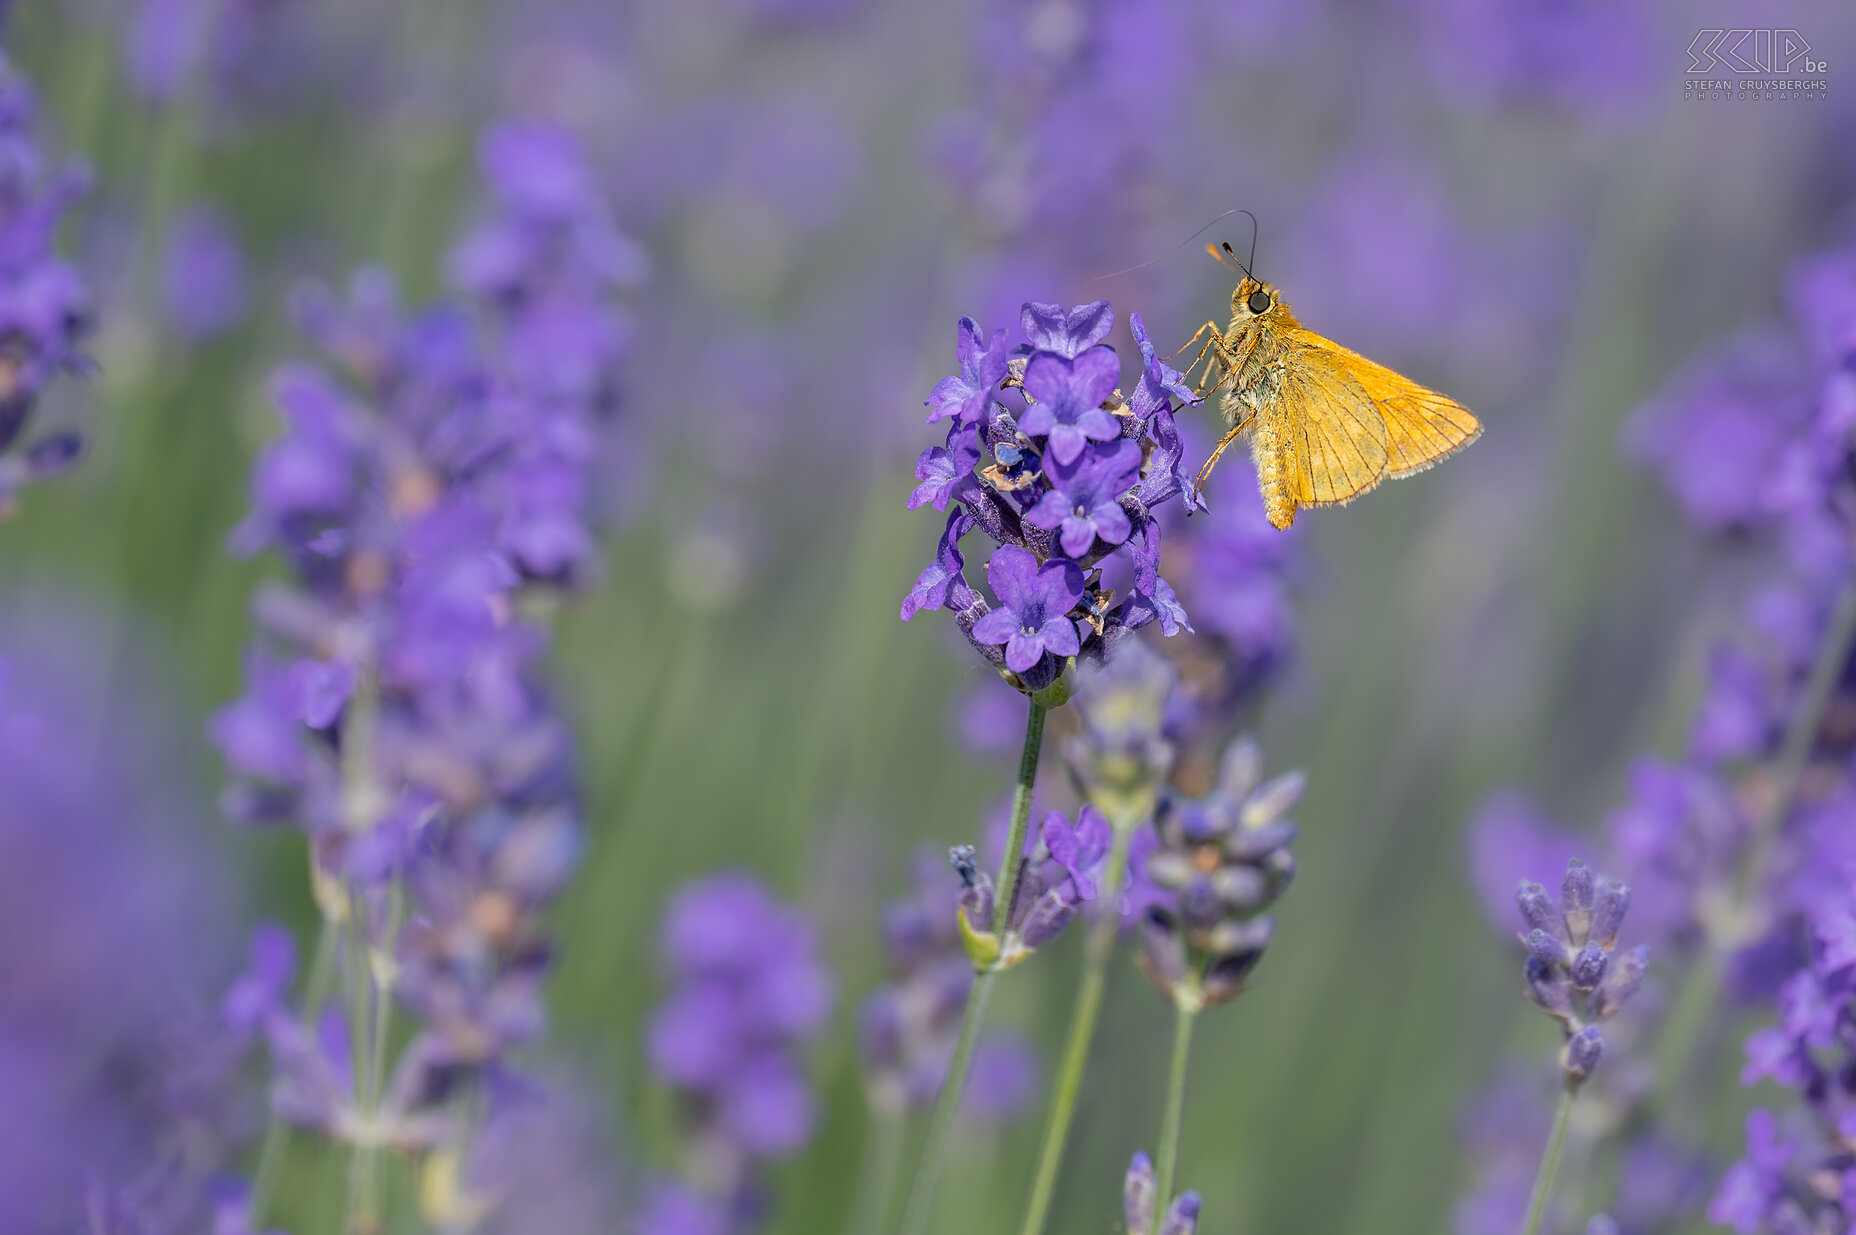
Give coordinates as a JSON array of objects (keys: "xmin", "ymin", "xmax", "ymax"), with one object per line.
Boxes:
[
  {"xmin": 24, "ymin": 430, "xmax": 82, "ymax": 479},
  {"xmin": 1517, "ymin": 881, "xmax": 1563, "ymax": 941},
  {"xmin": 1595, "ymin": 944, "xmax": 1649, "ymax": 1019},
  {"xmin": 1159, "ymin": 1192, "xmax": 1201, "ymax": 1235},
  {"xmin": 1138, "ymin": 910, "xmax": 1188, "ymax": 992},
  {"xmin": 1561, "ymin": 859, "xmax": 1596, "ymax": 944},
  {"xmin": 949, "ymin": 845, "xmax": 993, "ymax": 929},
  {"xmin": 1525, "ymin": 928, "xmax": 1566, "ymax": 969},
  {"xmin": 1178, "ymin": 876, "xmax": 1223, "ymax": 933},
  {"xmin": 1018, "ymin": 887, "xmax": 1078, "ymax": 949},
  {"xmin": 1525, "ymin": 955, "xmax": 1575, "ymax": 1023},
  {"xmin": 1201, "ymin": 946, "xmax": 1267, "ymax": 1007},
  {"xmin": 1206, "ymin": 916, "xmax": 1275, "ymax": 960},
  {"xmin": 1143, "ymin": 849, "xmax": 1195, "ymax": 890},
  {"xmin": 1262, "ymin": 848, "xmax": 1296, "ymax": 894},
  {"xmin": 1209, "ymin": 863, "xmax": 1270, "ymax": 913},
  {"xmin": 1240, "ymin": 768, "xmax": 1305, "ymax": 825},
  {"xmin": 1124, "ymin": 1151, "xmax": 1157, "ymax": 1235},
  {"xmin": 1590, "ymin": 879, "xmax": 1630, "ymax": 949},
  {"xmin": 1586, "ymin": 1216, "xmax": 1621, "ymax": 1235},
  {"xmin": 1562, "ymin": 1024, "xmax": 1605, "ymax": 1084},
  {"xmin": 1569, "ymin": 944, "xmax": 1609, "ymax": 994},
  {"xmin": 1226, "ymin": 818, "xmax": 1296, "ymax": 863}
]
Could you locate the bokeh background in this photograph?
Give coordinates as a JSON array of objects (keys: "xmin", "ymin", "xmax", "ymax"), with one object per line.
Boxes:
[{"xmin": 3, "ymin": 0, "xmax": 1854, "ymax": 1232}]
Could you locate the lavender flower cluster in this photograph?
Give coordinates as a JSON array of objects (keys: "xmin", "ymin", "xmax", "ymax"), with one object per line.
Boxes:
[
  {"xmin": 0, "ymin": 53, "xmax": 90, "ymax": 509},
  {"xmin": 904, "ymin": 300, "xmax": 1197, "ymax": 702},
  {"xmin": 1127, "ymin": 735, "xmax": 1300, "ymax": 1011},
  {"xmin": 641, "ymin": 873, "xmax": 833, "ymax": 1233},
  {"xmin": 200, "ymin": 119, "xmax": 636, "ymax": 1229}
]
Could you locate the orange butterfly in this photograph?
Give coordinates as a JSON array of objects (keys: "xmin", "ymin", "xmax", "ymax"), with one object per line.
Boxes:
[{"xmin": 1178, "ymin": 236, "xmax": 1482, "ymax": 531}]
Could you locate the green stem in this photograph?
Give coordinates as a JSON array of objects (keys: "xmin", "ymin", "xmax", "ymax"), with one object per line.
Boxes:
[
  {"xmin": 1521, "ymin": 1086, "xmax": 1576, "ymax": 1235},
  {"xmin": 896, "ymin": 697, "xmax": 1048, "ymax": 1235},
  {"xmin": 844, "ymin": 1111, "xmax": 910, "ymax": 1235},
  {"xmin": 1017, "ymin": 824, "xmax": 1135, "ymax": 1235},
  {"xmin": 1151, "ymin": 998, "xmax": 1199, "ymax": 1214},
  {"xmin": 989, "ymin": 700, "xmax": 1048, "ymax": 940},
  {"xmin": 896, "ymin": 969, "xmax": 996, "ymax": 1235}
]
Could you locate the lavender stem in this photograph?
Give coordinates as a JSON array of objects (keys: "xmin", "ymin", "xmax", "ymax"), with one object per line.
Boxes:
[
  {"xmin": 1735, "ymin": 572, "xmax": 1856, "ymax": 902},
  {"xmin": 1520, "ymin": 1086, "xmax": 1576, "ymax": 1235},
  {"xmin": 897, "ymin": 697, "xmax": 1048, "ymax": 1235},
  {"xmin": 844, "ymin": 1107, "xmax": 909, "ymax": 1235},
  {"xmin": 1151, "ymin": 996, "xmax": 1199, "ymax": 1215},
  {"xmin": 1017, "ymin": 821, "xmax": 1136, "ymax": 1235},
  {"xmin": 1652, "ymin": 573, "xmax": 1856, "ymax": 1113}
]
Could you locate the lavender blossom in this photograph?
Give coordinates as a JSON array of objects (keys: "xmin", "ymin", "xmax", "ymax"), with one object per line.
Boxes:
[
  {"xmin": 199, "ymin": 112, "xmax": 638, "ymax": 1231},
  {"xmin": 644, "ymin": 872, "xmax": 833, "ymax": 1221},
  {"xmin": 1514, "ymin": 859, "xmax": 1647, "ymax": 1085},
  {"xmin": 902, "ymin": 303, "xmax": 1197, "ymax": 703},
  {"xmin": 163, "ymin": 204, "xmax": 248, "ymax": 341},
  {"xmin": 1126, "ymin": 735, "xmax": 1300, "ymax": 1010},
  {"xmin": 0, "ymin": 616, "xmax": 239, "ymax": 1233},
  {"xmin": 0, "ymin": 54, "xmax": 93, "ymax": 511},
  {"xmin": 1124, "ymin": 1150, "xmax": 1200, "ymax": 1235},
  {"xmin": 947, "ymin": 799, "xmax": 1113, "ymax": 970}
]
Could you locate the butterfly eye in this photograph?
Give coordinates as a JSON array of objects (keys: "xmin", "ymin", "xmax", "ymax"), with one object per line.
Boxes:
[{"xmin": 1246, "ymin": 290, "xmax": 1272, "ymax": 314}]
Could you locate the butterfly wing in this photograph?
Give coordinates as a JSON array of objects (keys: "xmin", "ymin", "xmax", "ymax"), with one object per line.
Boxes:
[
  {"xmin": 1285, "ymin": 328, "xmax": 1482, "ymax": 478},
  {"xmin": 1264, "ymin": 340, "xmax": 1390, "ymax": 527}
]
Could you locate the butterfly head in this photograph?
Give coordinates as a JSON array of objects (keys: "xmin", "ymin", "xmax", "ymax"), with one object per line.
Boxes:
[{"xmin": 1232, "ymin": 275, "xmax": 1280, "ymax": 322}]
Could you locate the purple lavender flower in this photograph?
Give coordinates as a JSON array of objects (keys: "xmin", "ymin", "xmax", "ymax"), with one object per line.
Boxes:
[
  {"xmin": 1020, "ymin": 300, "xmax": 1113, "ymax": 359},
  {"xmin": 1025, "ymin": 439, "xmax": 1141, "ymax": 557},
  {"xmin": 902, "ymin": 302, "xmax": 1196, "ymax": 701},
  {"xmin": 163, "ymin": 205, "xmax": 248, "ymax": 341},
  {"xmin": 1043, "ymin": 804, "xmax": 1111, "ymax": 900},
  {"xmin": 908, "ymin": 423, "xmax": 982, "ymax": 513},
  {"xmin": 1514, "ymin": 858, "xmax": 1648, "ymax": 1085},
  {"xmin": 646, "ymin": 872, "xmax": 832, "ymax": 1203},
  {"xmin": 1124, "ymin": 1150, "xmax": 1200, "ymax": 1235},
  {"xmin": 947, "ymin": 798, "xmax": 1114, "ymax": 968},
  {"xmin": 0, "ymin": 55, "xmax": 93, "ymax": 511},
  {"xmin": 1624, "ymin": 329, "xmax": 1814, "ymax": 534},
  {"xmin": 926, "ymin": 317, "xmax": 1009, "ymax": 427},
  {"xmin": 1017, "ymin": 348, "xmax": 1121, "ymax": 466},
  {"xmin": 0, "ymin": 615, "xmax": 240, "ymax": 1233},
  {"xmin": 1126, "ymin": 735, "xmax": 1300, "ymax": 1008},
  {"xmin": 970, "ymin": 544, "xmax": 1085, "ymax": 674},
  {"xmin": 198, "ymin": 110, "xmax": 639, "ymax": 1231}
]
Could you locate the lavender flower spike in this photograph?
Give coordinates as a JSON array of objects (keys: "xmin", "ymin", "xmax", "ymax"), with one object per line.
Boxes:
[
  {"xmin": 902, "ymin": 300, "xmax": 1199, "ymax": 704},
  {"xmin": 1513, "ymin": 858, "xmax": 1647, "ymax": 1086}
]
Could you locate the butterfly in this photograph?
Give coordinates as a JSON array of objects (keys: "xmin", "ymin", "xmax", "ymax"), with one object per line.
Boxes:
[{"xmin": 1177, "ymin": 230, "xmax": 1482, "ymax": 531}]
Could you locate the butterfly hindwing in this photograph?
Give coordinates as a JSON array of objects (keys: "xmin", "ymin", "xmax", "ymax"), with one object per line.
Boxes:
[{"xmin": 1287, "ymin": 328, "xmax": 1482, "ymax": 479}]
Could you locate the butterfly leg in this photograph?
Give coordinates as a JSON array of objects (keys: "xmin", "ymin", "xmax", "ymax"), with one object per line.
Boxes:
[
  {"xmin": 1166, "ymin": 320, "xmax": 1222, "ymax": 364},
  {"xmin": 1191, "ymin": 420, "xmax": 1249, "ymax": 502},
  {"xmin": 1190, "ymin": 336, "xmax": 1247, "ymax": 402},
  {"xmin": 1169, "ymin": 321, "xmax": 1227, "ymax": 394}
]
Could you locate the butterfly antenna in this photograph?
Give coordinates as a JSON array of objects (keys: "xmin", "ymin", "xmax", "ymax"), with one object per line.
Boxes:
[
  {"xmin": 1091, "ymin": 207, "xmax": 1254, "ymax": 281},
  {"xmin": 1240, "ymin": 208, "xmax": 1259, "ymax": 277}
]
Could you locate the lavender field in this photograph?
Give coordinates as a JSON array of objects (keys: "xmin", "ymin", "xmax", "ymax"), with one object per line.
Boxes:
[{"xmin": 2, "ymin": 2, "xmax": 1854, "ymax": 1234}]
